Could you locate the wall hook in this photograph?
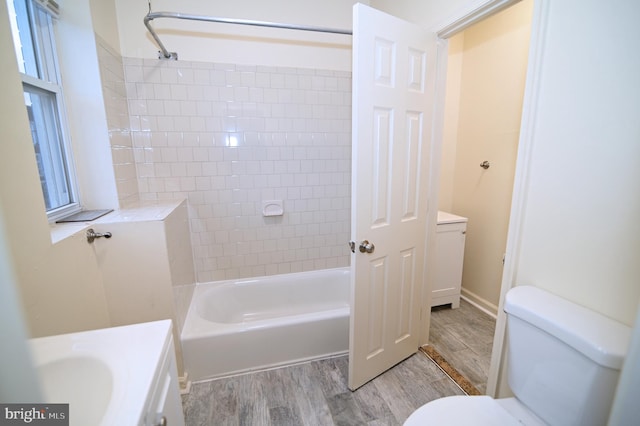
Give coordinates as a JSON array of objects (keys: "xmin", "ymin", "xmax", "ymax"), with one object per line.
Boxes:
[
  {"xmin": 87, "ymin": 228, "xmax": 112, "ymax": 243},
  {"xmin": 480, "ymin": 160, "xmax": 490, "ymax": 169}
]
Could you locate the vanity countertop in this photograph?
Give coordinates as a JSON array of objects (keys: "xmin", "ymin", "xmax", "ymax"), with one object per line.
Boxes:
[
  {"xmin": 437, "ymin": 211, "xmax": 468, "ymax": 225},
  {"xmin": 29, "ymin": 320, "xmax": 173, "ymax": 426}
]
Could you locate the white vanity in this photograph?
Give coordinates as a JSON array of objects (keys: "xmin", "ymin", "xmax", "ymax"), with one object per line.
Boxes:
[
  {"xmin": 432, "ymin": 211, "xmax": 468, "ymax": 308},
  {"xmin": 29, "ymin": 320, "xmax": 185, "ymax": 426}
]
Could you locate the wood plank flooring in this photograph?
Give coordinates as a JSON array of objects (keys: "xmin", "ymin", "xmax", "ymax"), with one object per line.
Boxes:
[
  {"xmin": 181, "ymin": 300, "xmax": 495, "ymax": 425},
  {"xmin": 182, "ymin": 353, "xmax": 463, "ymax": 425},
  {"xmin": 428, "ymin": 299, "xmax": 496, "ymax": 393}
]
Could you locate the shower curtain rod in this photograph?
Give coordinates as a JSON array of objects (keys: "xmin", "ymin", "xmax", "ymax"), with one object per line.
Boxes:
[{"xmin": 144, "ymin": 11, "xmax": 353, "ymax": 60}]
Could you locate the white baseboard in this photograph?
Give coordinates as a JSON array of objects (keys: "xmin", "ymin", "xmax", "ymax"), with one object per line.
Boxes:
[
  {"xmin": 460, "ymin": 288, "xmax": 498, "ymax": 319},
  {"xmin": 179, "ymin": 372, "xmax": 192, "ymax": 395}
]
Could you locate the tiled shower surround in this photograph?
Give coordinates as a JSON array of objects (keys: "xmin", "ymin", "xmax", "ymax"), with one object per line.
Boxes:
[
  {"xmin": 111, "ymin": 54, "xmax": 351, "ymax": 282},
  {"xmin": 96, "ymin": 37, "xmax": 139, "ymax": 206}
]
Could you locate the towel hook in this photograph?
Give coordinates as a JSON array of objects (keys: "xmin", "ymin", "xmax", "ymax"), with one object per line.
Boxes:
[{"xmin": 86, "ymin": 229, "xmax": 112, "ymax": 244}]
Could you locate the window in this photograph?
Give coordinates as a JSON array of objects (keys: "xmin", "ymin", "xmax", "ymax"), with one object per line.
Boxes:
[{"xmin": 8, "ymin": 0, "xmax": 79, "ymax": 220}]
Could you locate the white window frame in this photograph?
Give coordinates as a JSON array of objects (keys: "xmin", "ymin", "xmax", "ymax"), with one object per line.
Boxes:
[{"xmin": 10, "ymin": 0, "xmax": 80, "ymax": 221}]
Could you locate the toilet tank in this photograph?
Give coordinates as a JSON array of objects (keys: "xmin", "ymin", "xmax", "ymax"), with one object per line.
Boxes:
[{"xmin": 504, "ymin": 286, "xmax": 631, "ymax": 426}]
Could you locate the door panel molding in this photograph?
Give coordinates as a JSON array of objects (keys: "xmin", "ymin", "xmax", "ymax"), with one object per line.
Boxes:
[{"xmin": 349, "ymin": 3, "xmax": 436, "ymax": 390}]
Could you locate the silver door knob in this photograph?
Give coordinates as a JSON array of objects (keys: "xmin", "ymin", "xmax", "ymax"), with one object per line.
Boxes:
[{"xmin": 359, "ymin": 240, "xmax": 375, "ymax": 253}]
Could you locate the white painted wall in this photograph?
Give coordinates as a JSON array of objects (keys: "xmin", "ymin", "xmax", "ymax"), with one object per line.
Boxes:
[
  {"xmin": 56, "ymin": 0, "xmax": 119, "ymax": 209},
  {"xmin": 437, "ymin": 32, "xmax": 463, "ymax": 211},
  {"xmin": 512, "ymin": 0, "xmax": 640, "ymax": 326},
  {"xmin": 88, "ymin": 0, "xmax": 121, "ymax": 53},
  {"xmin": 440, "ymin": 1, "xmax": 533, "ymax": 312},
  {"xmin": 0, "ymin": 213, "xmax": 42, "ymax": 403},
  {"xmin": 113, "ymin": 0, "xmax": 361, "ymax": 70}
]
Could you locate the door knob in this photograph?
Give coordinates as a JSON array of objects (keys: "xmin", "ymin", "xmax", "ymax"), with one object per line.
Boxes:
[{"xmin": 359, "ymin": 240, "xmax": 375, "ymax": 253}]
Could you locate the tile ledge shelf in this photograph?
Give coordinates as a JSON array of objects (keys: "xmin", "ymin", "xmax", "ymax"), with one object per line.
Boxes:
[{"xmin": 49, "ymin": 199, "xmax": 186, "ymax": 244}]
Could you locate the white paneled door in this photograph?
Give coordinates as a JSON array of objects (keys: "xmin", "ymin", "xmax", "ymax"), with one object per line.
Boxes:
[{"xmin": 349, "ymin": 4, "xmax": 437, "ymax": 390}]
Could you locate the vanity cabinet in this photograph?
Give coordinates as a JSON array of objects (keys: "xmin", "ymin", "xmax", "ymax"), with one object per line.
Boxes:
[
  {"xmin": 432, "ymin": 211, "xmax": 468, "ymax": 308},
  {"xmin": 144, "ymin": 333, "xmax": 185, "ymax": 426}
]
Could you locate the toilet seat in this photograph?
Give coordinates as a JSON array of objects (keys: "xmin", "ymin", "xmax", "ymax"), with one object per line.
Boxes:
[{"xmin": 404, "ymin": 396, "xmax": 526, "ymax": 426}]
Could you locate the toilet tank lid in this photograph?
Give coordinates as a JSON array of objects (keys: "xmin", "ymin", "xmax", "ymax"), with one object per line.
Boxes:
[{"xmin": 504, "ymin": 286, "xmax": 632, "ymax": 369}]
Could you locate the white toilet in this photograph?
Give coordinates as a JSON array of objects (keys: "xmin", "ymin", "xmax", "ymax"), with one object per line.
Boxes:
[{"xmin": 405, "ymin": 286, "xmax": 631, "ymax": 425}]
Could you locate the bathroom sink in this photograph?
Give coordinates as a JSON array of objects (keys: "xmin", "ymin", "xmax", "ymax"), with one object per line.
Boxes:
[
  {"xmin": 29, "ymin": 320, "xmax": 174, "ymax": 426},
  {"xmin": 38, "ymin": 356, "xmax": 112, "ymax": 425}
]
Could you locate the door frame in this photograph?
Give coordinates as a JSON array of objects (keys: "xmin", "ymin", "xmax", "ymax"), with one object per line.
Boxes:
[{"xmin": 429, "ymin": 0, "xmax": 546, "ymax": 397}]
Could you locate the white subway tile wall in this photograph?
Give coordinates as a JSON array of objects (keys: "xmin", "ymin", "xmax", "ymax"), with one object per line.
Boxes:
[
  {"xmin": 122, "ymin": 58, "xmax": 352, "ymax": 281},
  {"xmin": 96, "ymin": 36, "xmax": 140, "ymax": 206}
]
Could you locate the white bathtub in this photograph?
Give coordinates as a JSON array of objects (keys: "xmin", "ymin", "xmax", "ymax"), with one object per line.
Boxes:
[{"xmin": 181, "ymin": 267, "xmax": 350, "ymax": 382}]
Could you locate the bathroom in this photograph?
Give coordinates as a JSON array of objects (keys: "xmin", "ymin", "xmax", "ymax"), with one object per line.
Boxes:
[{"xmin": 1, "ymin": 0, "xmax": 639, "ymax": 423}]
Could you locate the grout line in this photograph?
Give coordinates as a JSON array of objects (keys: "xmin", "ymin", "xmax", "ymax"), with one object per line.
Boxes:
[{"xmin": 419, "ymin": 345, "xmax": 482, "ymax": 396}]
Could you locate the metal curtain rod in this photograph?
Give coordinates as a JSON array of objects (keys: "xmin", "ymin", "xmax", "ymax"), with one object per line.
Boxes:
[{"xmin": 144, "ymin": 11, "xmax": 353, "ymax": 60}]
